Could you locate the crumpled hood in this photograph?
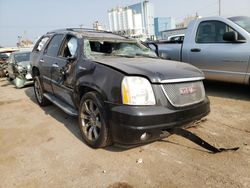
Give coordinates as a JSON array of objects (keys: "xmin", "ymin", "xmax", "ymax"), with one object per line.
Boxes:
[{"xmin": 94, "ymin": 56, "xmax": 204, "ymax": 83}]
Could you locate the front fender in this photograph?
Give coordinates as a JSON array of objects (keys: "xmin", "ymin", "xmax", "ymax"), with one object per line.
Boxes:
[{"xmin": 75, "ymin": 61, "xmax": 125, "ymax": 105}]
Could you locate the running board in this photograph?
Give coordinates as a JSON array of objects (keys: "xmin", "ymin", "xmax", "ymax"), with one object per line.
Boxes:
[{"xmin": 43, "ymin": 93, "xmax": 78, "ymax": 116}]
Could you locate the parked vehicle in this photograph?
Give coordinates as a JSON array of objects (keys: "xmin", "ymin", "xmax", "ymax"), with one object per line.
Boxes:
[
  {"xmin": 31, "ymin": 28, "xmax": 210, "ymax": 148},
  {"xmin": 0, "ymin": 62, "xmax": 7, "ymax": 78},
  {"xmin": 0, "ymin": 48, "xmax": 19, "ymax": 77},
  {"xmin": 6, "ymin": 51, "xmax": 33, "ymax": 88},
  {"xmin": 0, "ymin": 53, "xmax": 9, "ymax": 63},
  {"xmin": 147, "ymin": 16, "xmax": 250, "ymax": 85},
  {"xmin": 0, "ymin": 54, "xmax": 8, "ymax": 77}
]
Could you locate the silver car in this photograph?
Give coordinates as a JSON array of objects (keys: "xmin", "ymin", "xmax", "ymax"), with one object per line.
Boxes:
[{"xmin": 6, "ymin": 51, "xmax": 33, "ymax": 88}]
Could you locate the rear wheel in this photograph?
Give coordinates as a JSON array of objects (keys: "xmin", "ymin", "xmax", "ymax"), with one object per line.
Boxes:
[
  {"xmin": 78, "ymin": 92, "xmax": 112, "ymax": 148},
  {"xmin": 34, "ymin": 76, "xmax": 51, "ymax": 106}
]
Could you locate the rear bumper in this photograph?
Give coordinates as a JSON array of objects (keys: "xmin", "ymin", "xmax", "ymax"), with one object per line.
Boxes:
[{"xmin": 107, "ymin": 97, "xmax": 210, "ymax": 145}]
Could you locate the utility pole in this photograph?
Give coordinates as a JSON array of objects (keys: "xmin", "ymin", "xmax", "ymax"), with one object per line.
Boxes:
[{"xmin": 219, "ymin": 0, "xmax": 221, "ymax": 16}]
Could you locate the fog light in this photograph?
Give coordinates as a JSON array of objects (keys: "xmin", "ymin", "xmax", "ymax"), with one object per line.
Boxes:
[{"xmin": 140, "ymin": 132, "xmax": 149, "ymax": 141}]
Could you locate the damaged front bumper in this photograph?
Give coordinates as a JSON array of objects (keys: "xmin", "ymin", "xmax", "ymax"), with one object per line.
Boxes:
[{"xmin": 106, "ymin": 97, "xmax": 210, "ymax": 145}]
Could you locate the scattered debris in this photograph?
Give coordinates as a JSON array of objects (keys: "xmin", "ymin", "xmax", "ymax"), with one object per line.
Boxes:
[
  {"xmin": 194, "ymin": 118, "xmax": 207, "ymax": 125},
  {"xmin": 108, "ymin": 182, "xmax": 133, "ymax": 188},
  {"xmin": 136, "ymin": 158, "xmax": 143, "ymax": 164}
]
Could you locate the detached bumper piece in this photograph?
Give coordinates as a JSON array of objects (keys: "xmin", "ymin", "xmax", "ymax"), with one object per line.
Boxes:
[{"xmin": 168, "ymin": 127, "xmax": 239, "ymax": 153}]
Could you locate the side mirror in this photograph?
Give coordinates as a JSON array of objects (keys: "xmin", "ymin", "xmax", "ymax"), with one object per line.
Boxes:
[
  {"xmin": 223, "ymin": 31, "xmax": 246, "ymax": 43},
  {"xmin": 223, "ymin": 31, "xmax": 239, "ymax": 42},
  {"xmin": 67, "ymin": 52, "xmax": 77, "ymax": 63},
  {"xmin": 67, "ymin": 54, "xmax": 77, "ymax": 63}
]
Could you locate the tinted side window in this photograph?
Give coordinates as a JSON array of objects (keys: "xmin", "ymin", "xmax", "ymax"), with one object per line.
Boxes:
[
  {"xmin": 45, "ymin": 34, "xmax": 64, "ymax": 57},
  {"xmin": 196, "ymin": 21, "xmax": 234, "ymax": 43}
]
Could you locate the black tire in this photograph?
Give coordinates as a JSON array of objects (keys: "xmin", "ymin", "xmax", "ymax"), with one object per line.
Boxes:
[
  {"xmin": 33, "ymin": 76, "xmax": 51, "ymax": 106},
  {"xmin": 78, "ymin": 92, "xmax": 112, "ymax": 148},
  {"xmin": 7, "ymin": 76, "xmax": 13, "ymax": 81}
]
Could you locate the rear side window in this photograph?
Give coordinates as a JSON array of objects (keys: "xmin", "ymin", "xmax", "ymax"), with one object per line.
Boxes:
[
  {"xmin": 34, "ymin": 36, "xmax": 50, "ymax": 52},
  {"xmin": 196, "ymin": 21, "xmax": 235, "ymax": 43},
  {"xmin": 45, "ymin": 34, "xmax": 64, "ymax": 57}
]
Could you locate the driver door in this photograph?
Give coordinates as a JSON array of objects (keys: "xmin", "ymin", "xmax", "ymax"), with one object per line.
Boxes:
[{"xmin": 187, "ymin": 21, "xmax": 249, "ymax": 84}]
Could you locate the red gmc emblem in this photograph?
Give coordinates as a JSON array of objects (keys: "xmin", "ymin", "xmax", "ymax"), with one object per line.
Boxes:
[{"xmin": 179, "ymin": 86, "xmax": 197, "ymax": 95}]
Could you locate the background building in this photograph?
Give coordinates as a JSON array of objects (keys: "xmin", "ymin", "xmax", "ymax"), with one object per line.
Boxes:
[
  {"xmin": 108, "ymin": 0, "xmax": 154, "ymax": 39},
  {"xmin": 176, "ymin": 14, "xmax": 201, "ymax": 29},
  {"xmin": 129, "ymin": 0, "xmax": 155, "ymax": 38},
  {"xmin": 161, "ymin": 28, "xmax": 187, "ymax": 40},
  {"xmin": 154, "ymin": 17, "xmax": 175, "ymax": 39},
  {"xmin": 92, "ymin": 21, "xmax": 103, "ymax": 30},
  {"xmin": 161, "ymin": 14, "xmax": 201, "ymax": 40}
]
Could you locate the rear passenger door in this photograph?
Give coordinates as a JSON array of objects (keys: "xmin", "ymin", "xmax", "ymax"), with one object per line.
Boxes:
[
  {"xmin": 41, "ymin": 34, "xmax": 65, "ymax": 93},
  {"xmin": 50, "ymin": 35, "xmax": 78, "ymax": 107}
]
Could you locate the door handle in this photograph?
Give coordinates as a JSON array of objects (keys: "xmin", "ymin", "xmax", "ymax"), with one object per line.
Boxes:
[
  {"xmin": 191, "ymin": 48, "xmax": 201, "ymax": 52},
  {"xmin": 52, "ymin": 63, "xmax": 59, "ymax": 68},
  {"xmin": 78, "ymin": 66, "xmax": 86, "ymax": 70},
  {"xmin": 39, "ymin": 59, "xmax": 45, "ymax": 63}
]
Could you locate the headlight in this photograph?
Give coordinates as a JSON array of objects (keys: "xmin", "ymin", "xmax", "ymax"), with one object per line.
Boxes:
[{"xmin": 121, "ymin": 76, "xmax": 156, "ymax": 105}]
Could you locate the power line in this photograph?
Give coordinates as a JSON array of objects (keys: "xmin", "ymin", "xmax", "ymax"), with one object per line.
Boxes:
[{"xmin": 219, "ymin": 0, "xmax": 221, "ymax": 16}]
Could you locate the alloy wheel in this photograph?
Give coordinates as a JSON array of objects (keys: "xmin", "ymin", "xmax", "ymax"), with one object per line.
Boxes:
[
  {"xmin": 80, "ymin": 99, "xmax": 101, "ymax": 141},
  {"xmin": 34, "ymin": 78, "xmax": 43, "ymax": 103}
]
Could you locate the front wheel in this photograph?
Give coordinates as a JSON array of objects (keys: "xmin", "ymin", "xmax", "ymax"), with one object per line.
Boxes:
[
  {"xmin": 33, "ymin": 76, "xmax": 51, "ymax": 106},
  {"xmin": 78, "ymin": 92, "xmax": 112, "ymax": 148}
]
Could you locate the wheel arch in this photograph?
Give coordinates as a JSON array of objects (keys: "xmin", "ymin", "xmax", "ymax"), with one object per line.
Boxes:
[
  {"xmin": 32, "ymin": 66, "xmax": 40, "ymax": 77},
  {"xmin": 77, "ymin": 84, "xmax": 107, "ymax": 103}
]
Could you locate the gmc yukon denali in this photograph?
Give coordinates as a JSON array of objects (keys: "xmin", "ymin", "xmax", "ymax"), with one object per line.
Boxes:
[{"xmin": 30, "ymin": 28, "xmax": 210, "ymax": 148}]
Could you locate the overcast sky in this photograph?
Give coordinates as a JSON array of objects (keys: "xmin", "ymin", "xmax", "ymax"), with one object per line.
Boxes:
[{"xmin": 0, "ymin": 0, "xmax": 249, "ymax": 46}]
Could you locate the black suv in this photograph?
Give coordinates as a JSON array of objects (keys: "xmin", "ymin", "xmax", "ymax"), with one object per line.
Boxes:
[{"xmin": 31, "ymin": 28, "xmax": 210, "ymax": 148}]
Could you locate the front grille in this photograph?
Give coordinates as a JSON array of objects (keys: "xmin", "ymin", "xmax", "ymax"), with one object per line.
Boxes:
[{"xmin": 161, "ymin": 81, "xmax": 205, "ymax": 107}]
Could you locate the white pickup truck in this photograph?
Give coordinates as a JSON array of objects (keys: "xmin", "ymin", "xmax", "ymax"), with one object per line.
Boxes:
[{"xmin": 147, "ymin": 16, "xmax": 250, "ymax": 85}]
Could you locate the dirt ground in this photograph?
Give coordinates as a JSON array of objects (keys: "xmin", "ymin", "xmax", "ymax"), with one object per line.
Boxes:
[{"xmin": 0, "ymin": 78, "xmax": 250, "ymax": 188}]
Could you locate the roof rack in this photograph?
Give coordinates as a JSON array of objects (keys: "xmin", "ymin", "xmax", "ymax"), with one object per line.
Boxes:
[
  {"xmin": 46, "ymin": 28, "xmax": 112, "ymax": 34},
  {"xmin": 45, "ymin": 28, "xmax": 132, "ymax": 40},
  {"xmin": 68, "ymin": 28, "xmax": 111, "ymax": 32}
]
